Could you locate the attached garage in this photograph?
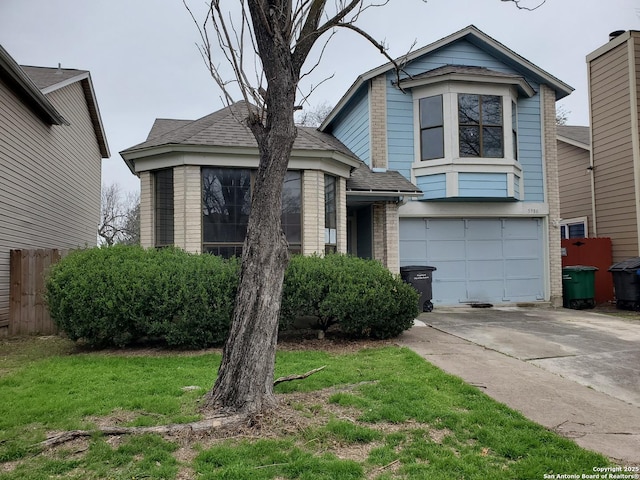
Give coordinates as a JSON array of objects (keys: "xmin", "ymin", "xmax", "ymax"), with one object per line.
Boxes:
[{"xmin": 400, "ymin": 218, "xmax": 545, "ymax": 305}]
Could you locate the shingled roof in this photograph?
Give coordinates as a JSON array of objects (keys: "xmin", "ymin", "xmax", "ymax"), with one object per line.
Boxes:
[
  {"xmin": 557, "ymin": 125, "xmax": 590, "ymax": 149},
  {"xmin": 20, "ymin": 66, "xmax": 89, "ymax": 90},
  {"xmin": 121, "ymin": 101, "xmax": 421, "ymax": 197}
]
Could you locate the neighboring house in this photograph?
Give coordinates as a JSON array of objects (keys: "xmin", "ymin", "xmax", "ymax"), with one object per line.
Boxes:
[
  {"xmin": 557, "ymin": 125, "xmax": 591, "ymax": 239},
  {"xmin": 122, "ymin": 25, "xmax": 572, "ymax": 307},
  {"xmin": 0, "ymin": 45, "xmax": 110, "ymax": 331},
  {"xmin": 557, "ymin": 30, "xmax": 640, "ymax": 263}
]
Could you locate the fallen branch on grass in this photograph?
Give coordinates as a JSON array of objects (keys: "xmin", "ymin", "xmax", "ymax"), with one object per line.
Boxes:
[
  {"xmin": 38, "ymin": 414, "xmax": 249, "ymax": 449},
  {"xmin": 38, "ymin": 366, "xmax": 327, "ymax": 449},
  {"xmin": 273, "ymin": 366, "xmax": 326, "ymax": 386}
]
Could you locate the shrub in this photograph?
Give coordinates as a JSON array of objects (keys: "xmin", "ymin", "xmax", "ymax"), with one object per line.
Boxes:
[
  {"xmin": 281, "ymin": 254, "xmax": 418, "ymax": 339},
  {"xmin": 45, "ymin": 246, "xmax": 238, "ymax": 348}
]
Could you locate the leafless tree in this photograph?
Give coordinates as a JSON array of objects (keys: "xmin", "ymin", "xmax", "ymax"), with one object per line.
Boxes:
[
  {"xmin": 98, "ymin": 183, "xmax": 140, "ymax": 246},
  {"xmin": 183, "ymin": 0, "xmax": 542, "ymax": 416},
  {"xmin": 295, "ymin": 101, "xmax": 333, "ymax": 127},
  {"xmin": 556, "ymin": 104, "xmax": 570, "ymax": 126}
]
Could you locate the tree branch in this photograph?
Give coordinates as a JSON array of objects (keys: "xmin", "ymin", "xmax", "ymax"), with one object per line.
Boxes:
[
  {"xmin": 273, "ymin": 366, "xmax": 326, "ymax": 385},
  {"xmin": 501, "ymin": 0, "xmax": 546, "ymax": 11}
]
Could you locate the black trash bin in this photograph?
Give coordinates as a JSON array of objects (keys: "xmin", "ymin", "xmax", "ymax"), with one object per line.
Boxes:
[
  {"xmin": 608, "ymin": 257, "xmax": 640, "ymax": 310},
  {"xmin": 400, "ymin": 266, "xmax": 437, "ymax": 312}
]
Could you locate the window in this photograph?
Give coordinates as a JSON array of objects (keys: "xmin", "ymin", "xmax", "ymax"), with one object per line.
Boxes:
[
  {"xmin": 154, "ymin": 168, "xmax": 174, "ymax": 247},
  {"xmin": 419, "ymin": 95, "xmax": 444, "ymax": 160},
  {"xmin": 324, "ymin": 174, "xmax": 337, "ymax": 253},
  {"xmin": 282, "ymin": 171, "xmax": 302, "ymax": 253},
  {"xmin": 202, "ymin": 168, "xmax": 302, "ymax": 257},
  {"xmin": 458, "ymin": 94, "xmax": 503, "ymax": 158},
  {"xmin": 560, "ymin": 218, "xmax": 588, "ymax": 239}
]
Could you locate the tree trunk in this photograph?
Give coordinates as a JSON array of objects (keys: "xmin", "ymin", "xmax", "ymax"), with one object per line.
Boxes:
[{"xmin": 203, "ymin": 80, "xmax": 297, "ymax": 415}]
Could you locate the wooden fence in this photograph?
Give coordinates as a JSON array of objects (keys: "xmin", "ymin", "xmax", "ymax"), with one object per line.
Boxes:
[{"xmin": 9, "ymin": 249, "xmax": 68, "ymax": 336}]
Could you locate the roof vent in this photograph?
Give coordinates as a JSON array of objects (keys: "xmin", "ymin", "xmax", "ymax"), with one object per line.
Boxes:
[
  {"xmin": 372, "ymin": 167, "xmax": 387, "ymax": 173},
  {"xmin": 609, "ymin": 30, "xmax": 625, "ymax": 41}
]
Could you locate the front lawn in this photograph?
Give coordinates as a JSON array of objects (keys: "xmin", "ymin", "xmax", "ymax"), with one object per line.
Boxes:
[{"xmin": 0, "ymin": 337, "xmax": 609, "ymax": 479}]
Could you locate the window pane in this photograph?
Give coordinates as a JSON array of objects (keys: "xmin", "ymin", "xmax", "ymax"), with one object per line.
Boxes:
[
  {"xmin": 459, "ymin": 126, "xmax": 480, "ymax": 157},
  {"xmin": 482, "ymin": 126, "xmax": 504, "ymax": 157},
  {"xmin": 420, "ymin": 95, "xmax": 443, "ymax": 128},
  {"xmin": 202, "ymin": 168, "xmax": 251, "ymax": 243},
  {"xmin": 155, "ymin": 169, "xmax": 174, "ymax": 246},
  {"xmin": 482, "ymin": 95, "xmax": 502, "ymax": 125},
  {"xmin": 568, "ymin": 223, "xmax": 585, "ymax": 238},
  {"xmin": 324, "ymin": 175, "xmax": 337, "ymax": 247},
  {"xmin": 421, "ymin": 127, "xmax": 444, "ymax": 160},
  {"xmin": 282, "ymin": 171, "xmax": 301, "ymax": 244},
  {"xmin": 458, "ymin": 94, "xmax": 479, "ymax": 124}
]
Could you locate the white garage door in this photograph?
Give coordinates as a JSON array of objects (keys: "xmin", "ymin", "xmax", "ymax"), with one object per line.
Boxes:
[{"xmin": 400, "ymin": 218, "xmax": 545, "ymax": 305}]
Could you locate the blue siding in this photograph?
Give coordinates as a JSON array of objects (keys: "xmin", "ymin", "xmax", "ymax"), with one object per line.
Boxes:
[
  {"xmin": 386, "ymin": 73, "xmax": 413, "ymax": 179},
  {"xmin": 416, "ymin": 174, "xmax": 446, "ymax": 200},
  {"xmin": 330, "ymin": 85, "xmax": 370, "ymax": 164},
  {"xmin": 382, "ymin": 38, "xmax": 546, "ymax": 203},
  {"xmin": 514, "ymin": 175, "xmax": 521, "ymax": 200},
  {"xmin": 516, "ymin": 95, "xmax": 543, "ymax": 202},
  {"xmin": 458, "ymin": 173, "xmax": 508, "ymax": 198}
]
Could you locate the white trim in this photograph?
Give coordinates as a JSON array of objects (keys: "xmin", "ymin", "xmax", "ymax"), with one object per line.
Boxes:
[
  {"xmin": 559, "ymin": 217, "xmax": 588, "ymax": 239},
  {"xmin": 557, "ymin": 135, "xmax": 591, "ymax": 151},
  {"xmin": 586, "ymin": 30, "xmax": 633, "ymax": 62},
  {"xmin": 399, "ymin": 200, "xmax": 548, "ymax": 217},
  {"xmin": 40, "ymin": 72, "xmax": 89, "ymax": 94}
]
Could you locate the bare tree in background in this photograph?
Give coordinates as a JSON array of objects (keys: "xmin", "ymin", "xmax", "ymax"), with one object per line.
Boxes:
[
  {"xmin": 184, "ymin": 0, "xmax": 545, "ymax": 416},
  {"xmin": 98, "ymin": 183, "xmax": 140, "ymax": 246},
  {"xmin": 295, "ymin": 101, "xmax": 333, "ymax": 127}
]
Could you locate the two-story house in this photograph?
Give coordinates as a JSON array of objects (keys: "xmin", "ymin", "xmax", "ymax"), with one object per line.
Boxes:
[
  {"xmin": 122, "ymin": 26, "xmax": 572, "ymax": 307},
  {"xmin": 323, "ymin": 26, "xmax": 572, "ymax": 306},
  {"xmin": 562, "ymin": 30, "xmax": 640, "ymax": 265},
  {"xmin": 0, "ymin": 45, "xmax": 110, "ymax": 333}
]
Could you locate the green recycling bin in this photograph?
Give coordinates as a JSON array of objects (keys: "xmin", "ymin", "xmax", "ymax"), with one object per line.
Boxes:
[{"xmin": 562, "ymin": 266, "xmax": 598, "ymax": 309}]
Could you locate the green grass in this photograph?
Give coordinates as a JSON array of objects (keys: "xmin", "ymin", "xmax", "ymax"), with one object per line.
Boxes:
[{"xmin": 0, "ymin": 338, "xmax": 610, "ymax": 479}]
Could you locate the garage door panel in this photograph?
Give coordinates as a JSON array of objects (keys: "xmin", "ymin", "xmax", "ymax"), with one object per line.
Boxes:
[
  {"xmin": 466, "ymin": 219, "xmax": 502, "ymax": 239},
  {"xmin": 430, "ymin": 260, "xmax": 466, "ymax": 279},
  {"xmin": 506, "ymin": 278, "xmax": 543, "ymax": 300},
  {"xmin": 504, "ymin": 219, "xmax": 540, "ymax": 238},
  {"xmin": 433, "ymin": 279, "xmax": 467, "ymax": 304},
  {"xmin": 505, "ymin": 259, "xmax": 540, "ymax": 276},
  {"xmin": 402, "ymin": 240, "xmax": 427, "ymax": 261},
  {"xmin": 428, "ymin": 240, "xmax": 466, "ymax": 260},
  {"xmin": 467, "ymin": 240, "xmax": 503, "ymax": 259},
  {"xmin": 468, "ymin": 280, "xmax": 505, "ymax": 301},
  {"xmin": 504, "ymin": 239, "xmax": 540, "ymax": 257},
  {"xmin": 468, "ymin": 260, "xmax": 503, "ymax": 280},
  {"xmin": 426, "ymin": 219, "xmax": 465, "ymax": 239}
]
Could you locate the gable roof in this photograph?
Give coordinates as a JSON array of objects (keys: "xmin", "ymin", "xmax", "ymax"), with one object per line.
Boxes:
[
  {"xmin": 0, "ymin": 44, "xmax": 109, "ymax": 158},
  {"xmin": 21, "ymin": 65, "xmax": 110, "ymax": 158},
  {"xmin": 321, "ymin": 25, "xmax": 574, "ymax": 130},
  {"xmin": 0, "ymin": 44, "xmax": 68, "ymax": 126},
  {"xmin": 557, "ymin": 125, "xmax": 590, "ymax": 150}
]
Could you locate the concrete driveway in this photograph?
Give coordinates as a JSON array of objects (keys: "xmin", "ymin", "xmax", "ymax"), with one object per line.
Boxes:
[{"xmin": 398, "ymin": 306, "xmax": 640, "ymax": 464}]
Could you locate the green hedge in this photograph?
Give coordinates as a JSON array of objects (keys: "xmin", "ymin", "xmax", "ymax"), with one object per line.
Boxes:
[
  {"xmin": 46, "ymin": 248, "xmax": 418, "ymax": 348},
  {"xmin": 45, "ymin": 246, "xmax": 238, "ymax": 348},
  {"xmin": 281, "ymin": 254, "xmax": 418, "ymax": 339}
]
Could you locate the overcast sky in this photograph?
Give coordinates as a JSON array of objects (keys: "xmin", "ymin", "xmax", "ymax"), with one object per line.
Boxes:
[{"xmin": 1, "ymin": 0, "xmax": 639, "ymax": 194}]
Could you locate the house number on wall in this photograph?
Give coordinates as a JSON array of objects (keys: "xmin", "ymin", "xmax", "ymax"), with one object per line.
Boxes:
[{"xmin": 527, "ymin": 208, "xmax": 539, "ymax": 214}]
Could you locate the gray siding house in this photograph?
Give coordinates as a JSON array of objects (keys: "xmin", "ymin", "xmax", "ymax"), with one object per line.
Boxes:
[{"xmin": 0, "ymin": 45, "xmax": 109, "ymax": 332}]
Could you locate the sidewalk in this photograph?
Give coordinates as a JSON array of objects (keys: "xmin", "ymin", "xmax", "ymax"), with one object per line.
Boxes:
[{"xmin": 398, "ymin": 317, "xmax": 640, "ymax": 465}]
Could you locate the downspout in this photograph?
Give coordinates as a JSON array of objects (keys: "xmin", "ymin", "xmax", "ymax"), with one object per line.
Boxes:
[{"xmin": 587, "ymin": 58, "xmax": 598, "ymax": 237}]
